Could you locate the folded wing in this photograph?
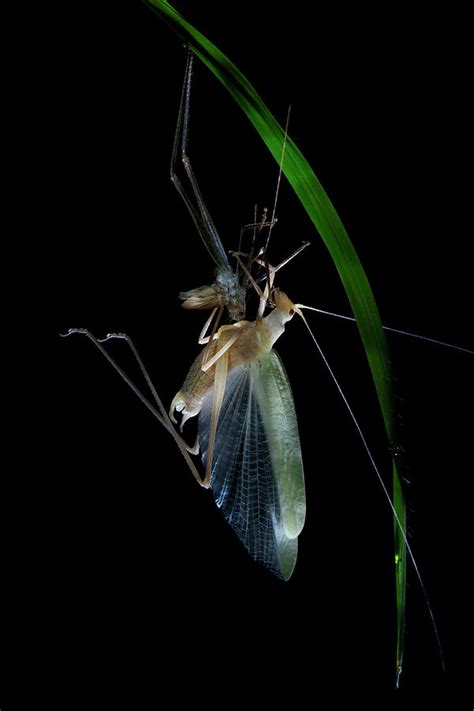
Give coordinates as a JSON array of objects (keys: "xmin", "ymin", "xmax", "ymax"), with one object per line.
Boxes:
[{"xmin": 199, "ymin": 350, "xmax": 305, "ymax": 580}]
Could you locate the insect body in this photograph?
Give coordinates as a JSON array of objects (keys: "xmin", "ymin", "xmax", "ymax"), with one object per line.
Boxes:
[
  {"xmin": 170, "ymin": 290, "xmax": 305, "ymax": 579},
  {"xmin": 61, "ymin": 36, "xmax": 472, "ymax": 680}
]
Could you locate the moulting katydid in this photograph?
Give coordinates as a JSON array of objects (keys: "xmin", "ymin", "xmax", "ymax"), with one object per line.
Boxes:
[
  {"xmin": 63, "ymin": 52, "xmax": 310, "ymax": 581},
  {"xmin": 63, "ymin": 40, "xmax": 472, "ymax": 680}
]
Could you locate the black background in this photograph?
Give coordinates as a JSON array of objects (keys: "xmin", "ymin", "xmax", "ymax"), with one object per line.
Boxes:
[{"xmin": 3, "ymin": 1, "xmax": 473, "ymax": 707}]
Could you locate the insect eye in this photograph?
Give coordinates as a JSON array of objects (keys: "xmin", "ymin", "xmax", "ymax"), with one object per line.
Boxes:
[{"xmin": 289, "ymin": 308, "xmax": 295, "ymax": 317}]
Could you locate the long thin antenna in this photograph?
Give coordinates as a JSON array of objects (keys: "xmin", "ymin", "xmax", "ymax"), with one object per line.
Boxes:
[
  {"xmin": 263, "ymin": 105, "xmax": 292, "ymax": 257},
  {"xmin": 299, "ymin": 305, "xmax": 474, "ymax": 356},
  {"xmin": 295, "ymin": 307, "xmax": 446, "ymax": 676}
]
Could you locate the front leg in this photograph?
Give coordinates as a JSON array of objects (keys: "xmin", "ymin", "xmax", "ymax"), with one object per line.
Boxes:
[
  {"xmin": 201, "ymin": 325, "xmax": 241, "ymax": 372},
  {"xmin": 198, "ymin": 307, "xmax": 219, "ymax": 345}
]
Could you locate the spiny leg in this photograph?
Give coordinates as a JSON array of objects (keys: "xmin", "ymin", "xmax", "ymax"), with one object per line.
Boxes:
[
  {"xmin": 98, "ymin": 331, "xmax": 170, "ymax": 424},
  {"xmin": 198, "ymin": 307, "xmax": 219, "ymax": 345},
  {"xmin": 230, "ymin": 242, "xmax": 311, "ymax": 320},
  {"xmin": 230, "ymin": 251, "xmax": 265, "ymax": 304},
  {"xmin": 238, "ymin": 207, "xmax": 278, "ymax": 270},
  {"xmin": 237, "ymin": 203, "xmax": 258, "ymax": 278},
  {"xmin": 201, "ymin": 327, "xmax": 240, "ymax": 372},
  {"xmin": 170, "ymin": 51, "xmax": 228, "ymax": 270},
  {"xmin": 61, "ymin": 328, "xmax": 206, "ymax": 486},
  {"xmin": 198, "ymin": 305, "xmax": 225, "ymax": 371},
  {"xmin": 242, "ymin": 104, "xmax": 291, "ymax": 287},
  {"xmin": 98, "ymin": 331, "xmax": 205, "ymax": 457},
  {"xmin": 204, "ymin": 347, "xmax": 229, "ymax": 487}
]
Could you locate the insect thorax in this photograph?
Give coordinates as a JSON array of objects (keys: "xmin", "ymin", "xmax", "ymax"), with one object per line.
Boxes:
[
  {"xmin": 215, "ymin": 268, "xmax": 246, "ymax": 321},
  {"xmin": 179, "ymin": 268, "xmax": 246, "ymax": 321}
]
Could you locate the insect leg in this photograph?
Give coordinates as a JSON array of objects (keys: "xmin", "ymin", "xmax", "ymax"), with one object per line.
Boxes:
[
  {"xmin": 229, "ymin": 251, "xmax": 265, "ymax": 302},
  {"xmin": 199, "ymin": 305, "xmax": 226, "ymax": 371},
  {"xmin": 98, "ymin": 332, "xmax": 171, "ymax": 423},
  {"xmin": 203, "ymin": 347, "xmax": 229, "ymax": 487},
  {"xmin": 198, "ymin": 307, "xmax": 219, "ymax": 344},
  {"xmin": 201, "ymin": 328, "xmax": 240, "ymax": 372},
  {"xmin": 229, "ymin": 252, "xmax": 275, "ymax": 319},
  {"xmin": 170, "ymin": 51, "xmax": 228, "ymax": 269},
  {"xmin": 61, "ymin": 328, "xmax": 205, "ymax": 486},
  {"xmin": 254, "ymin": 241, "xmax": 310, "ymax": 287}
]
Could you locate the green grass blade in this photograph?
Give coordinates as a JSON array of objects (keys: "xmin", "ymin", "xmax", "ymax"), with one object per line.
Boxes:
[
  {"xmin": 147, "ymin": 0, "xmax": 406, "ymax": 678},
  {"xmin": 393, "ymin": 460, "xmax": 407, "ymax": 680}
]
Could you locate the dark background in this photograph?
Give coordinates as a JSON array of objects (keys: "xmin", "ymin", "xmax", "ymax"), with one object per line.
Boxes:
[{"xmin": 3, "ymin": 1, "xmax": 473, "ymax": 707}]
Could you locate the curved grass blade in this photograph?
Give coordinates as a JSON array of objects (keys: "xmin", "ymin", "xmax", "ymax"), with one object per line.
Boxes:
[{"xmin": 147, "ymin": 0, "xmax": 406, "ymax": 678}]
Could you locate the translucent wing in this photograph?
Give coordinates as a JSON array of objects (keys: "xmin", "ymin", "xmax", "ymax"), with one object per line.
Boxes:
[{"xmin": 199, "ymin": 350, "xmax": 305, "ymax": 580}]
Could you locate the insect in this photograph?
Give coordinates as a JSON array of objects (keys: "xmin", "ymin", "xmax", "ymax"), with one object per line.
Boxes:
[
  {"xmin": 62, "ymin": 42, "xmax": 473, "ymax": 687},
  {"xmin": 159, "ymin": 52, "xmax": 307, "ymax": 577},
  {"xmin": 62, "ymin": 51, "xmax": 471, "ymax": 583},
  {"xmin": 62, "ymin": 52, "xmax": 310, "ymax": 579},
  {"xmin": 63, "ymin": 275, "xmax": 307, "ymax": 579}
]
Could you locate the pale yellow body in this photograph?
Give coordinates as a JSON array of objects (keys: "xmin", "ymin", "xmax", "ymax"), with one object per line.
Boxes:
[{"xmin": 170, "ymin": 291, "xmax": 295, "ymax": 430}]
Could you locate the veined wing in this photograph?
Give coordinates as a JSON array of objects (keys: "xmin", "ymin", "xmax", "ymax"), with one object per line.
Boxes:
[{"xmin": 199, "ymin": 350, "xmax": 305, "ymax": 580}]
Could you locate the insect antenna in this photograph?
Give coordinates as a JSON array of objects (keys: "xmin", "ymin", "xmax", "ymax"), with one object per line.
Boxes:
[
  {"xmin": 293, "ymin": 305, "xmax": 446, "ymax": 677},
  {"xmin": 262, "ymin": 104, "xmax": 292, "ymax": 259},
  {"xmin": 298, "ymin": 304, "xmax": 474, "ymax": 355}
]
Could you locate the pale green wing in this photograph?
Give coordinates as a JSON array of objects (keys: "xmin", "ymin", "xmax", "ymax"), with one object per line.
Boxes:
[
  {"xmin": 199, "ymin": 351, "xmax": 305, "ymax": 580},
  {"xmin": 255, "ymin": 351, "xmax": 306, "ymax": 539}
]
